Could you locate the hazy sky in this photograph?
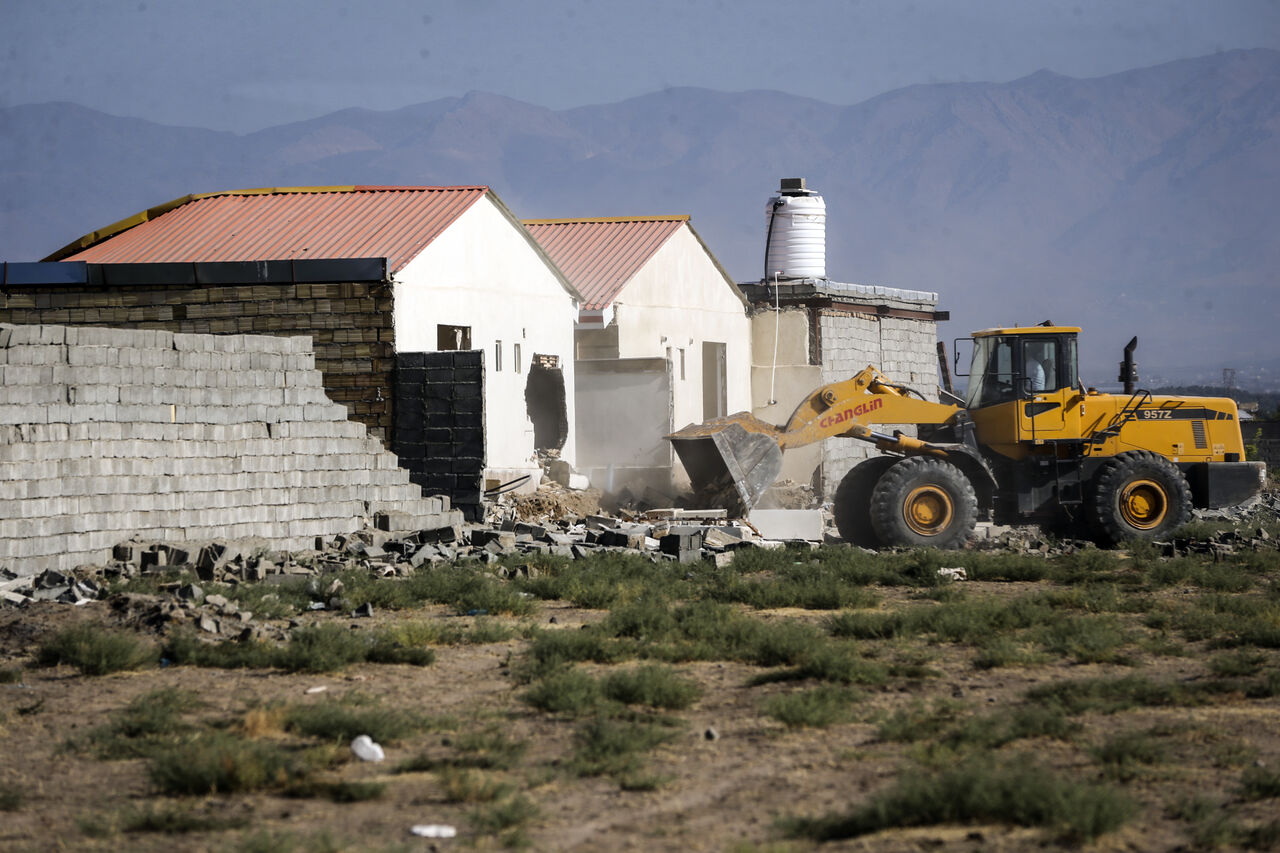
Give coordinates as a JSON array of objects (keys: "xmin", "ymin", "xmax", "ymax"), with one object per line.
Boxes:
[{"xmin": 5, "ymin": 0, "xmax": 1279, "ymax": 132}]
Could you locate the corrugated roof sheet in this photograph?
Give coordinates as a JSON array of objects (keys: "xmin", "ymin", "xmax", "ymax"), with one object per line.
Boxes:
[
  {"xmin": 56, "ymin": 186, "xmax": 489, "ymax": 273},
  {"xmin": 522, "ymin": 217, "xmax": 688, "ymax": 311}
]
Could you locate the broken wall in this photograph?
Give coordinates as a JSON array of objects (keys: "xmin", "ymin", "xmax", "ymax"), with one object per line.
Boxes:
[
  {"xmin": 0, "ymin": 261, "xmax": 395, "ymax": 438},
  {"xmin": 0, "ymin": 324, "xmax": 456, "ymax": 575},
  {"xmin": 574, "ymin": 357, "xmax": 673, "ymax": 496}
]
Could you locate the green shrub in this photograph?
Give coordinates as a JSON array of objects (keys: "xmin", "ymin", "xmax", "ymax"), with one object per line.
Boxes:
[
  {"xmin": 118, "ymin": 802, "xmax": 249, "ymax": 833},
  {"xmin": 407, "ymin": 568, "xmax": 537, "ymax": 616},
  {"xmin": 0, "ymin": 783, "xmax": 22, "ymax": 812},
  {"xmin": 1241, "ymin": 765, "xmax": 1280, "ymax": 800},
  {"xmin": 469, "ymin": 793, "xmax": 539, "ymax": 834},
  {"xmin": 938, "ymin": 705, "xmax": 1079, "ymax": 752},
  {"xmin": 163, "ymin": 623, "xmax": 434, "ymax": 673},
  {"xmin": 1090, "ymin": 730, "xmax": 1169, "ymax": 780},
  {"xmin": 972, "ymin": 637, "xmax": 1046, "ymax": 669},
  {"xmin": 148, "ymin": 732, "xmax": 309, "ymax": 795},
  {"xmin": 522, "ymin": 667, "xmax": 605, "ymax": 716},
  {"xmin": 568, "ymin": 715, "xmax": 677, "ymax": 778},
  {"xmin": 876, "ymin": 700, "xmax": 961, "ymax": 743},
  {"xmin": 761, "ymin": 686, "xmax": 859, "ymax": 728},
  {"xmin": 35, "ymin": 622, "xmax": 155, "ymax": 675},
  {"xmin": 439, "ymin": 767, "xmax": 511, "ymax": 803},
  {"xmin": 283, "ymin": 694, "xmax": 424, "ymax": 743},
  {"xmin": 1209, "ymin": 649, "xmax": 1268, "ymax": 678},
  {"xmin": 1035, "ymin": 615, "xmax": 1131, "ymax": 664},
  {"xmin": 782, "ymin": 754, "xmax": 1133, "ymax": 842},
  {"xmin": 601, "ymin": 664, "xmax": 702, "ymax": 710},
  {"xmin": 79, "ymin": 687, "xmax": 201, "ymax": 759},
  {"xmin": 1026, "ymin": 675, "xmax": 1205, "ymax": 716},
  {"xmin": 785, "ymin": 644, "xmax": 889, "ymax": 685}
]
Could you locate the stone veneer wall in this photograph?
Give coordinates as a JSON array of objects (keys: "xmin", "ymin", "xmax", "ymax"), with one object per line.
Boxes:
[
  {"xmin": 0, "ymin": 324, "xmax": 455, "ymax": 575},
  {"xmin": 0, "ymin": 277, "xmax": 394, "ymax": 438},
  {"xmin": 817, "ymin": 311, "xmax": 940, "ymax": 498}
]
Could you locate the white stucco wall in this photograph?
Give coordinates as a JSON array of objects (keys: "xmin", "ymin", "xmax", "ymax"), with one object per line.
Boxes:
[
  {"xmin": 394, "ymin": 196, "xmax": 578, "ymax": 481},
  {"xmin": 611, "ymin": 227, "xmax": 752, "ymax": 434},
  {"xmin": 750, "ymin": 308, "xmax": 822, "ymax": 488},
  {"xmin": 750, "ymin": 306, "xmax": 940, "ymax": 500}
]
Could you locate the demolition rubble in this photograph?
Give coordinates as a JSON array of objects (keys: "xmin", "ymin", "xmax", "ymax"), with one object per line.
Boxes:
[{"xmin": 2, "ymin": 484, "xmax": 1277, "ymax": 632}]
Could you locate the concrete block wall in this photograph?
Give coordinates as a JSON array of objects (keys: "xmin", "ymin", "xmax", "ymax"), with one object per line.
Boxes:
[
  {"xmin": 0, "ymin": 323, "xmax": 456, "ymax": 575},
  {"xmin": 0, "ymin": 280, "xmax": 394, "ymax": 438},
  {"xmin": 393, "ymin": 350, "xmax": 486, "ymax": 521},
  {"xmin": 818, "ymin": 312, "xmax": 941, "ymax": 498}
]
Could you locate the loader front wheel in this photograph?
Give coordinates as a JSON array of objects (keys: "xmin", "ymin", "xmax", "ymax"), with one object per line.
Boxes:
[
  {"xmin": 1089, "ymin": 451, "xmax": 1191, "ymax": 546},
  {"xmin": 834, "ymin": 456, "xmax": 898, "ymax": 547},
  {"xmin": 870, "ymin": 457, "xmax": 977, "ymax": 549}
]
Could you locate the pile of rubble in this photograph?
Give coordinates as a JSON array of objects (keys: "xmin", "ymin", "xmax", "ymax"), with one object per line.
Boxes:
[
  {"xmin": 0, "ymin": 506, "xmax": 786, "ymax": 618},
  {"xmin": 4, "ymin": 487, "xmax": 1276, "ymax": 618}
]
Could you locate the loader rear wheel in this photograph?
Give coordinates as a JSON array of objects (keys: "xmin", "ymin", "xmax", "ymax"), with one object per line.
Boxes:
[
  {"xmin": 833, "ymin": 456, "xmax": 898, "ymax": 547},
  {"xmin": 1090, "ymin": 451, "xmax": 1191, "ymax": 546},
  {"xmin": 870, "ymin": 457, "xmax": 977, "ymax": 549}
]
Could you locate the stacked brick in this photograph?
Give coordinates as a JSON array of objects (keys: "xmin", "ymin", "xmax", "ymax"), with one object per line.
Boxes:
[
  {"xmin": 818, "ymin": 313, "xmax": 942, "ymax": 498},
  {"xmin": 0, "ymin": 324, "xmax": 456, "ymax": 575},
  {"xmin": 0, "ymin": 280, "xmax": 394, "ymax": 437},
  {"xmin": 393, "ymin": 351, "xmax": 486, "ymax": 521}
]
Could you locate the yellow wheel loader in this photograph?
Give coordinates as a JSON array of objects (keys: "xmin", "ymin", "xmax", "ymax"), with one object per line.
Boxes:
[{"xmin": 668, "ymin": 324, "xmax": 1266, "ymax": 548}]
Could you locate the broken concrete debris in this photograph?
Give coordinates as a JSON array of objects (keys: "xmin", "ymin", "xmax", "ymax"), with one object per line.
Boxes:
[
  {"xmin": 0, "ymin": 504, "xmax": 780, "ymax": 613},
  {"xmin": 3, "ymin": 487, "xmax": 1276, "ymax": 615}
]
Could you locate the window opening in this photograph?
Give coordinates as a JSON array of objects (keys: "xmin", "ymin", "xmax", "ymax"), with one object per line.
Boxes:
[
  {"xmin": 495, "ymin": 341, "xmax": 503, "ymax": 371},
  {"xmin": 437, "ymin": 324, "xmax": 471, "ymax": 351}
]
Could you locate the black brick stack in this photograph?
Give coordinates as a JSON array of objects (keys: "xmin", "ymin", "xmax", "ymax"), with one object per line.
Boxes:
[{"xmin": 394, "ymin": 350, "xmax": 486, "ymax": 521}]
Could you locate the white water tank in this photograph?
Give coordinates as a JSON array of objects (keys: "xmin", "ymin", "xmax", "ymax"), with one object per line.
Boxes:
[{"xmin": 764, "ymin": 178, "xmax": 826, "ymax": 280}]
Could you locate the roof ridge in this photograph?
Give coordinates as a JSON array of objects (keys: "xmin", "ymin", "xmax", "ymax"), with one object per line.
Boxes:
[
  {"xmin": 194, "ymin": 185, "xmax": 490, "ymax": 200},
  {"xmin": 523, "ymin": 215, "xmax": 689, "ymax": 225}
]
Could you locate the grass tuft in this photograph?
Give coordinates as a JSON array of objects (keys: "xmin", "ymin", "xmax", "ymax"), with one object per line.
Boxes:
[
  {"xmin": 78, "ymin": 687, "xmax": 201, "ymax": 759},
  {"xmin": 601, "ymin": 664, "xmax": 702, "ymax": 710},
  {"xmin": 439, "ymin": 767, "xmax": 512, "ymax": 803},
  {"xmin": 283, "ymin": 693, "xmax": 424, "ymax": 744},
  {"xmin": 35, "ymin": 622, "xmax": 155, "ymax": 675},
  {"xmin": 118, "ymin": 801, "xmax": 250, "ymax": 834},
  {"xmin": 781, "ymin": 754, "xmax": 1133, "ymax": 842},
  {"xmin": 761, "ymin": 686, "xmax": 860, "ymax": 728},
  {"xmin": 568, "ymin": 715, "xmax": 677, "ymax": 779},
  {"xmin": 1241, "ymin": 764, "xmax": 1280, "ymax": 800},
  {"xmin": 147, "ymin": 732, "xmax": 310, "ymax": 795}
]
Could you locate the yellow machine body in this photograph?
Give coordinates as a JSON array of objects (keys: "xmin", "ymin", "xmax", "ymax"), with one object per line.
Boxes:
[{"xmin": 668, "ymin": 322, "xmax": 1264, "ymax": 545}]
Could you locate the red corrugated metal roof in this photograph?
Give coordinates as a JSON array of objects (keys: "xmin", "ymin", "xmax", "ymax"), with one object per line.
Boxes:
[
  {"xmin": 56, "ymin": 186, "xmax": 489, "ymax": 273},
  {"xmin": 522, "ymin": 217, "xmax": 688, "ymax": 311}
]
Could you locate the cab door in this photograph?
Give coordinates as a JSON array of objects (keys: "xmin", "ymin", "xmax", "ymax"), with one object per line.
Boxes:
[{"xmin": 1016, "ymin": 337, "xmax": 1072, "ymax": 442}]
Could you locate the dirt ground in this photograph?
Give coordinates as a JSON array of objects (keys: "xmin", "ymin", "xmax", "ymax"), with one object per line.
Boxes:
[{"xmin": 1, "ymin": 573, "xmax": 1279, "ymax": 852}]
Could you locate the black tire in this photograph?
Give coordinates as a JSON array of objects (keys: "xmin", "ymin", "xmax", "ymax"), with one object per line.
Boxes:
[
  {"xmin": 869, "ymin": 456, "xmax": 978, "ymax": 549},
  {"xmin": 1089, "ymin": 450, "xmax": 1191, "ymax": 546},
  {"xmin": 833, "ymin": 456, "xmax": 898, "ymax": 547}
]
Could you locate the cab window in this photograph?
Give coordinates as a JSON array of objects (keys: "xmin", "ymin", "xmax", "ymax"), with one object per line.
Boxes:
[
  {"xmin": 965, "ymin": 336, "xmax": 1017, "ymax": 408},
  {"xmin": 1022, "ymin": 338, "xmax": 1058, "ymax": 395}
]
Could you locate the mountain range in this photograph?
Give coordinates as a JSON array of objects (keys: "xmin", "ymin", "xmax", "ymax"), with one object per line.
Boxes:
[{"xmin": 2, "ymin": 49, "xmax": 1277, "ymax": 386}]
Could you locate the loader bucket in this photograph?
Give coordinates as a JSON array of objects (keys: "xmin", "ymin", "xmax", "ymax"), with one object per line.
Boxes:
[{"xmin": 669, "ymin": 423, "xmax": 783, "ymax": 516}]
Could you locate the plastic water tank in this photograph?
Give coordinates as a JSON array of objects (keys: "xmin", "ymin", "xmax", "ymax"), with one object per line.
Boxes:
[{"xmin": 764, "ymin": 185, "xmax": 826, "ymax": 280}]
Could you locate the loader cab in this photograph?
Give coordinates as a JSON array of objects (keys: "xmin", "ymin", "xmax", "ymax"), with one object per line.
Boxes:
[
  {"xmin": 963, "ymin": 326, "xmax": 1080, "ymax": 410},
  {"xmin": 961, "ymin": 326, "xmax": 1081, "ymax": 458}
]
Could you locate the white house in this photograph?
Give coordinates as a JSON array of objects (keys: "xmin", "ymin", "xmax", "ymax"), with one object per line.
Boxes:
[
  {"xmin": 56, "ymin": 185, "xmax": 581, "ymax": 499},
  {"xmin": 523, "ymin": 216, "xmax": 751, "ymax": 496}
]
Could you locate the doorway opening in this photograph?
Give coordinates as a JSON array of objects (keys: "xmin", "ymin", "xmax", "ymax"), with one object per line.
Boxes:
[{"xmin": 526, "ymin": 355, "xmax": 568, "ymax": 450}]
